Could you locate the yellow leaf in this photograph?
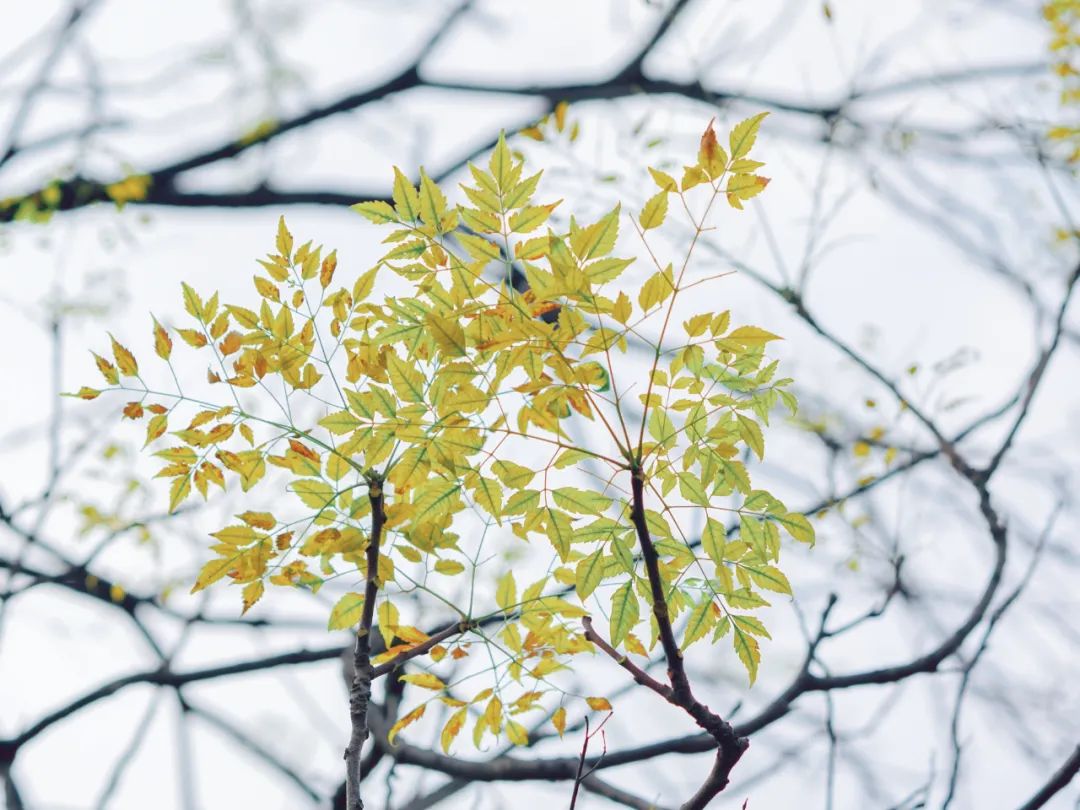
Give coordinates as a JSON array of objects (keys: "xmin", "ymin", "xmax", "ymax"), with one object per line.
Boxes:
[
  {"xmin": 506, "ymin": 720, "xmax": 528, "ymax": 746},
  {"xmin": 435, "ymin": 559, "xmax": 465, "ymax": 576},
  {"xmin": 441, "ymin": 707, "xmax": 467, "ymax": 753},
  {"xmin": 496, "ymin": 570, "xmax": 516, "ymax": 611},
  {"xmin": 352, "ymin": 266, "xmax": 379, "ymax": 302},
  {"xmin": 425, "ymin": 314, "xmax": 467, "ymax": 357},
  {"xmin": 144, "ymin": 414, "xmax": 168, "ymax": 447},
  {"xmin": 612, "ymin": 291, "xmax": 632, "ymax": 325},
  {"xmin": 210, "ymin": 525, "xmax": 259, "ymax": 545},
  {"xmin": 417, "ymin": 167, "xmax": 447, "ymax": 231},
  {"xmin": 392, "ymin": 167, "xmax": 422, "ymax": 222},
  {"xmin": 681, "ymin": 165, "xmax": 708, "ymax": 191},
  {"xmin": 169, "ymin": 474, "xmax": 191, "ymax": 512},
  {"xmin": 276, "ymin": 215, "xmax": 293, "ymax": 260},
  {"xmin": 377, "ymin": 600, "xmax": 399, "ymax": 647},
  {"xmin": 388, "ymin": 704, "xmax": 426, "ymax": 746},
  {"xmin": 190, "ymin": 555, "xmax": 234, "ymax": 593},
  {"xmin": 319, "ymin": 250, "xmax": 337, "ymax": 289},
  {"xmin": 638, "ymin": 264, "xmax": 674, "ymax": 311},
  {"xmin": 386, "ymin": 351, "xmax": 426, "ymax": 403},
  {"xmin": 92, "ymin": 352, "xmax": 119, "ymax": 385},
  {"xmin": 152, "ymin": 317, "xmax": 172, "ymax": 361},
  {"xmin": 253, "ymin": 275, "xmax": 280, "ymax": 302},
  {"xmin": 328, "ymin": 592, "xmax": 365, "ymax": 630},
  {"xmin": 181, "ymin": 282, "xmax": 204, "ymax": 322},
  {"xmin": 585, "ymin": 697, "xmax": 612, "ymax": 712},
  {"xmin": 725, "ymin": 173, "xmax": 770, "ymax": 210},
  {"xmin": 400, "ymin": 673, "xmax": 445, "ymax": 691},
  {"xmin": 237, "ymin": 511, "xmax": 276, "ymax": 530},
  {"xmin": 177, "ymin": 328, "xmax": 207, "ymax": 348},
  {"xmin": 552, "ymin": 707, "xmax": 567, "ymax": 738},
  {"xmin": 109, "ymin": 334, "xmax": 138, "ymax": 377},
  {"xmin": 483, "ymin": 696, "xmax": 503, "ymax": 735},
  {"xmin": 638, "ymin": 190, "xmax": 668, "ymax": 230},
  {"xmin": 241, "ymin": 580, "xmax": 264, "ymax": 615},
  {"xmin": 648, "ymin": 166, "xmax": 678, "ymax": 192}
]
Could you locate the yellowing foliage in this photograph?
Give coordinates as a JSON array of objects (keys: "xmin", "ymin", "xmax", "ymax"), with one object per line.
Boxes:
[{"xmin": 79, "ymin": 114, "xmax": 814, "ymax": 748}]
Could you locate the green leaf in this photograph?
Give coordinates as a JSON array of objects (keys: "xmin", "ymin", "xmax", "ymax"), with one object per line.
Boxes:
[
  {"xmin": 351, "ymin": 200, "xmax": 398, "ymax": 224},
  {"xmin": 647, "ymin": 408, "xmax": 676, "ymax": 445},
  {"xmin": 678, "ymin": 472, "xmax": 709, "ymax": 507},
  {"xmin": 681, "ymin": 597, "xmax": 716, "ymax": 649},
  {"xmin": 292, "ymin": 479, "xmax": 335, "ymax": 510},
  {"xmin": 553, "ymin": 448, "xmax": 589, "ymax": 469},
  {"xmin": 732, "ymin": 621, "xmax": 761, "ymax": 684},
  {"xmin": 489, "ymin": 131, "xmax": 514, "ymax": 192},
  {"xmin": 509, "ymin": 203, "xmax": 557, "ymax": 234},
  {"xmin": 471, "ymin": 476, "xmax": 503, "ymax": 520},
  {"xmin": 740, "ymin": 515, "xmax": 766, "ymax": 557},
  {"xmin": 731, "ymin": 614, "xmax": 771, "ymax": 639},
  {"xmin": 320, "ymin": 410, "xmax": 361, "ymax": 434},
  {"xmin": 609, "ymin": 581, "xmax": 639, "ymax": 646},
  {"xmin": 702, "ymin": 517, "xmax": 726, "ymax": 566},
  {"xmin": 571, "ymin": 204, "xmax": 620, "ymax": 260},
  {"xmin": 742, "ymin": 564, "xmax": 792, "ymax": 595},
  {"xmin": 412, "ymin": 480, "xmax": 461, "ymax": 525},
  {"xmin": 552, "ymin": 487, "xmax": 611, "ymax": 516},
  {"xmin": 736, "ymin": 414, "xmax": 765, "ymax": 461},
  {"xmin": 328, "ymin": 592, "xmax": 365, "ymax": 629},
  {"xmin": 729, "ymin": 112, "xmax": 769, "ymax": 160},
  {"xmin": 503, "ymin": 488, "xmax": 540, "ymax": 515},
  {"xmin": 775, "ymin": 512, "xmax": 815, "ymax": 545},
  {"xmin": 575, "ymin": 550, "xmax": 605, "ymax": 601},
  {"xmin": 491, "ymin": 460, "xmax": 535, "ymax": 489},
  {"xmin": 545, "ymin": 507, "xmax": 574, "ymax": 561}
]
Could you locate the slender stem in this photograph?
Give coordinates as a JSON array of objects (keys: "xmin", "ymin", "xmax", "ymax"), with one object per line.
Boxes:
[
  {"xmin": 344, "ymin": 479, "xmax": 386, "ymax": 810},
  {"xmin": 568, "ymin": 717, "xmax": 590, "ymax": 810}
]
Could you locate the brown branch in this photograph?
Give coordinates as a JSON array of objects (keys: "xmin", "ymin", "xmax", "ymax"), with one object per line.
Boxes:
[
  {"xmin": 627, "ymin": 467, "xmax": 748, "ymax": 806},
  {"xmin": 372, "ymin": 618, "xmax": 475, "ymax": 679},
  {"xmin": 582, "ymin": 615, "xmax": 672, "ymax": 700},
  {"xmin": 344, "ymin": 479, "xmax": 386, "ymax": 810}
]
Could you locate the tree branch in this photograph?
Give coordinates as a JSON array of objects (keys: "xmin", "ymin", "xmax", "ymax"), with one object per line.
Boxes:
[{"xmin": 344, "ymin": 478, "xmax": 386, "ymax": 810}]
